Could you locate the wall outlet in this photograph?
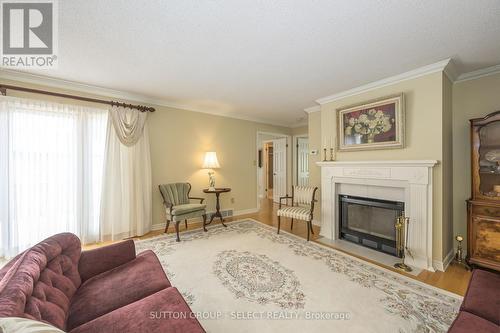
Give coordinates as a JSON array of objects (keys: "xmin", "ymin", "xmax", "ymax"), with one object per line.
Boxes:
[
  {"xmin": 310, "ymin": 149, "xmax": 318, "ymax": 155},
  {"xmin": 231, "ymin": 197, "xmax": 235, "ymax": 204}
]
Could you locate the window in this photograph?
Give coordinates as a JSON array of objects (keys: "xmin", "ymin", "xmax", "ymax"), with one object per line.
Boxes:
[{"xmin": 0, "ymin": 97, "xmax": 107, "ymax": 257}]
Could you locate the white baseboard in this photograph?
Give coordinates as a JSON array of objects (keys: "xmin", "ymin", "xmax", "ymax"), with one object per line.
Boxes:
[
  {"xmin": 433, "ymin": 248, "xmax": 455, "ymax": 272},
  {"xmin": 151, "ymin": 223, "xmax": 166, "ymax": 231},
  {"xmin": 234, "ymin": 208, "xmax": 259, "ymax": 215},
  {"xmin": 151, "ymin": 207, "xmax": 259, "ymax": 231}
]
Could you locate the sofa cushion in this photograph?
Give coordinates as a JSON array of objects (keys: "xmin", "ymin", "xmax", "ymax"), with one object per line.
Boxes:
[
  {"xmin": 461, "ymin": 269, "xmax": 500, "ymax": 325},
  {"xmin": 448, "ymin": 311, "xmax": 498, "ymax": 333},
  {"xmin": 69, "ymin": 287, "xmax": 205, "ymax": 333},
  {"xmin": 170, "ymin": 203, "xmax": 206, "ymax": 216},
  {"xmin": 0, "ymin": 233, "xmax": 82, "ymax": 331},
  {"xmin": 67, "ymin": 250, "xmax": 170, "ymax": 330}
]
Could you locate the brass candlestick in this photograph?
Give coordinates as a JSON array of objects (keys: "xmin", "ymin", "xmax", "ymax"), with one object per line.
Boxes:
[
  {"xmin": 329, "ymin": 148, "xmax": 335, "ymax": 161},
  {"xmin": 323, "ymin": 148, "xmax": 327, "ymax": 161},
  {"xmin": 454, "ymin": 235, "xmax": 471, "ymax": 270},
  {"xmin": 394, "ymin": 213, "xmax": 413, "ymax": 272}
]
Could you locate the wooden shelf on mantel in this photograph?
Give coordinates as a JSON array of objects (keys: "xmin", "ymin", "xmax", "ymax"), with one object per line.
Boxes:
[{"xmin": 316, "ymin": 160, "xmax": 439, "ymax": 168}]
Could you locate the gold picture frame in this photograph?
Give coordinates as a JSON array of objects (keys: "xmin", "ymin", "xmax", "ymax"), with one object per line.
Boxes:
[{"xmin": 337, "ymin": 93, "xmax": 405, "ymax": 151}]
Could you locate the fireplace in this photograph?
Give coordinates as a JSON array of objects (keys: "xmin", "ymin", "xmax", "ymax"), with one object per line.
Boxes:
[
  {"xmin": 339, "ymin": 195, "xmax": 404, "ymax": 256},
  {"xmin": 317, "ymin": 160, "xmax": 438, "ymax": 271}
]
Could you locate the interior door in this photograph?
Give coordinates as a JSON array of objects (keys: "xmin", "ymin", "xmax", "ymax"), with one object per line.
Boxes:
[
  {"xmin": 297, "ymin": 137, "xmax": 309, "ymax": 186},
  {"xmin": 272, "ymin": 138, "xmax": 287, "ymax": 203}
]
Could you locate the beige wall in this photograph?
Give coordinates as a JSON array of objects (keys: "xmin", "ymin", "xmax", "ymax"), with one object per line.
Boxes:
[
  {"xmin": 0, "ymin": 79, "xmax": 291, "ymax": 230},
  {"xmin": 442, "ymin": 74, "xmax": 454, "ymax": 258},
  {"xmin": 310, "ymin": 72, "xmax": 451, "ymax": 261},
  {"xmin": 292, "ymin": 125, "xmax": 308, "ymax": 136},
  {"xmin": 308, "ymin": 111, "xmax": 322, "ymax": 222},
  {"xmin": 149, "ymin": 108, "xmax": 291, "ymax": 227},
  {"xmin": 452, "ymin": 72, "xmax": 500, "ymax": 250}
]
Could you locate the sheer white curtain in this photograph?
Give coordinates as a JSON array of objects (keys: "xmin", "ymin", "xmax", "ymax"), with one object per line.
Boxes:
[
  {"xmin": 0, "ymin": 96, "xmax": 107, "ymax": 257},
  {"xmin": 99, "ymin": 106, "xmax": 152, "ymax": 241}
]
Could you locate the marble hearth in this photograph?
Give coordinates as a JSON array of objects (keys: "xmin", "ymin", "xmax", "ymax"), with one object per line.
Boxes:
[{"xmin": 317, "ymin": 160, "xmax": 438, "ymax": 271}]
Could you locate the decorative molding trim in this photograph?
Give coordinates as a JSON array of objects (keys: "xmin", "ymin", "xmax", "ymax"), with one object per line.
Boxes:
[
  {"xmin": 234, "ymin": 207, "xmax": 259, "ymax": 215},
  {"xmin": 289, "ymin": 121, "xmax": 308, "ymax": 128},
  {"xmin": 315, "ymin": 59, "xmax": 452, "ymax": 105},
  {"xmin": 0, "ymin": 69, "xmax": 290, "ymax": 127},
  {"xmin": 433, "ymin": 248, "xmax": 455, "ymax": 272},
  {"xmin": 317, "ymin": 160, "xmax": 438, "ymax": 168},
  {"xmin": 151, "ymin": 223, "xmax": 166, "ymax": 231},
  {"xmin": 443, "ymin": 59, "xmax": 459, "ymax": 82},
  {"xmin": 455, "ymin": 64, "xmax": 500, "ymax": 83},
  {"xmin": 304, "ymin": 105, "xmax": 321, "ymax": 113}
]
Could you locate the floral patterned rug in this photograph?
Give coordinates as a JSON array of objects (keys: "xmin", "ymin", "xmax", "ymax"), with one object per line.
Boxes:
[{"xmin": 135, "ymin": 219, "xmax": 461, "ymax": 333}]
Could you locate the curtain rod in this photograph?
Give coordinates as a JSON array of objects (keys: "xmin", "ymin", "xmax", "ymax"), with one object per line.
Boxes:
[{"xmin": 0, "ymin": 84, "xmax": 156, "ymax": 112}]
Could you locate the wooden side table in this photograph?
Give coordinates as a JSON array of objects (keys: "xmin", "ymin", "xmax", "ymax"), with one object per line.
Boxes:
[{"xmin": 203, "ymin": 188, "xmax": 231, "ymax": 231}]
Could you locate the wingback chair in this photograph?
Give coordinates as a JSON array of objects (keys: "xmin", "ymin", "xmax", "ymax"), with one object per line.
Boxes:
[
  {"xmin": 277, "ymin": 186, "xmax": 318, "ymax": 241},
  {"xmin": 159, "ymin": 183, "xmax": 207, "ymax": 242}
]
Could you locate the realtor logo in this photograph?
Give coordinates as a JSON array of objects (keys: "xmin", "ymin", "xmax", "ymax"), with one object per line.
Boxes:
[{"xmin": 1, "ymin": 0, "xmax": 58, "ymax": 68}]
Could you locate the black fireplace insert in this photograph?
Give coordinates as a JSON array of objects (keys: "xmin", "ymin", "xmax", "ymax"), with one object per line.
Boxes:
[{"xmin": 339, "ymin": 195, "xmax": 404, "ymax": 256}]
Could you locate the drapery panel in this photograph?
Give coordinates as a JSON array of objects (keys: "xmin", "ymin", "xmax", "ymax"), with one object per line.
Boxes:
[
  {"xmin": 99, "ymin": 106, "xmax": 152, "ymax": 241},
  {"xmin": 0, "ymin": 96, "xmax": 107, "ymax": 257},
  {"xmin": 108, "ymin": 105, "xmax": 147, "ymax": 146}
]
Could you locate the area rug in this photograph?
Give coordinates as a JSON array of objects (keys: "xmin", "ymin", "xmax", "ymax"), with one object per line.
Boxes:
[{"xmin": 135, "ymin": 219, "xmax": 461, "ymax": 333}]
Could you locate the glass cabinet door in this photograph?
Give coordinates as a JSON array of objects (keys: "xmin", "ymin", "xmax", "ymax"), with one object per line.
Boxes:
[{"xmin": 478, "ymin": 121, "xmax": 500, "ymax": 198}]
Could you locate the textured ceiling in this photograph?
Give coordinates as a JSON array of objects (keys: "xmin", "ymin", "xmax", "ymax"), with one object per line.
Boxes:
[{"xmin": 10, "ymin": 0, "xmax": 500, "ymax": 126}]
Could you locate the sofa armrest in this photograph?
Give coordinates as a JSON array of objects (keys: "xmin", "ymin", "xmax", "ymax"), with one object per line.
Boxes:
[{"xmin": 79, "ymin": 239, "xmax": 136, "ymax": 282}]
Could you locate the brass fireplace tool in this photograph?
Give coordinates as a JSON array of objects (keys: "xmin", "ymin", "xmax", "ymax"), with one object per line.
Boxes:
[
  {"xmin": 394, "ymin": 213, "xmax": 413, "ymax": 272},
  {"xmin": 453, "ymin": 235, "xmax": 471, "ymax": 270}
]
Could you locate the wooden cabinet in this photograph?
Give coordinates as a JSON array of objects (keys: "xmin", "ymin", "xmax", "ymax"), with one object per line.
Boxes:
[{"xmin": 467, "ymin": 111, "xmax": 500, "ymax": 271}]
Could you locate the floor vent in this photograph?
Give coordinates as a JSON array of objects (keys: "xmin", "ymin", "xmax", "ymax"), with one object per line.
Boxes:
[{"xmin": 207, "ymin": 209, "xmax": 233, "ymax": 218}]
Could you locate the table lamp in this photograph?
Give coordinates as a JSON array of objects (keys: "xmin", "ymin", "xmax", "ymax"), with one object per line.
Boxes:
[{"xmin": 202, "ymin": 152, "xmax": 220, "ymax": 191}]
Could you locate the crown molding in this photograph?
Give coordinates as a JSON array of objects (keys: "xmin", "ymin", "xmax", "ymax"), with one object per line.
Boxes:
[
  {"xmin": 0, "ymin": 69, "xmax": 291, "ymax": 128},
  {"xmin": 443, "ymin": 59, "xmax": 459, "ymax": 82},
  {"xmin": 304, "ymin": 105, "xmax": 320, "ymax": 113},
  {"xmin": 455, "ymin": 64, "xmax": 500, "ymax": 83},
  {"xmin": 315, "ymin": 59, "xmax": 452, "ymax": 105},
  {"xmin": 289, "ymin": 121, "xmax": 308, "ymax": 128}
]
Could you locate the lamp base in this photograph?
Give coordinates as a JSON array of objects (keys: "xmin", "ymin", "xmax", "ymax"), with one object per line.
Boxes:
[{"xmin": 208, "ymin": 186, "xmax": 216, "ymax": 191}]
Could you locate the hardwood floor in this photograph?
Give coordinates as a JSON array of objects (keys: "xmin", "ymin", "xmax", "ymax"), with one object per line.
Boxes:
[{"xmin": 85, "ymin": 198, "xmax": 471, "ymax": 296}]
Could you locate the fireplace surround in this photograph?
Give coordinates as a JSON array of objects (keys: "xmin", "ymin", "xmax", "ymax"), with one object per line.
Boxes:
[{"xmin": 317, "ymin": 160, "xmax": 438, "ymax": 271}]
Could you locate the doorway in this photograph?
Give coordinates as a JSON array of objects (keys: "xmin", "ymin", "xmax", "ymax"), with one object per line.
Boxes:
[
  {"xmin": 256, "ymin": 132, "xmax": 290, "ymax": 210},
  {"xmin": 293, "ymin": 135, "xmax": 309, "ymax": 186},
  {"xmin": 296, "ymin": 136, "xmax": 309, "ymax": 186},
  {"xmin": 265, "ymin": 142, "xmax": 273, "ymax": 199}
]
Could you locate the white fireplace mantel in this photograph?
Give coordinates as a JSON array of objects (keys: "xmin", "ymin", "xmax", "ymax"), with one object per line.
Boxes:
[{"xmin": 317, "ymin": 160, "xmax": 438, "ymax": 271}]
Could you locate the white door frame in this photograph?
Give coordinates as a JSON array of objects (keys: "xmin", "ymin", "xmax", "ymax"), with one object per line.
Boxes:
[
  {"xmin": 256, "ymin": 131, "xmax": 291, "ymax": 210},
  {"xmin": 292, "ymin": 134, "xmax": 309, "ymax": 186},
  {"xmin": 272, "ymin": 137, "xmax": 287, "ymax": 203},
  {"xmin": 261, "ymin": 139, "xmax": 273, "ymax": 200}
]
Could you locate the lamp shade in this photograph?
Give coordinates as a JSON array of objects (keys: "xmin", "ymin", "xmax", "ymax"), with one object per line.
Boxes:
[{"xmin": 202, "ymin": 152, "xmax": 220, "ymax": 169}]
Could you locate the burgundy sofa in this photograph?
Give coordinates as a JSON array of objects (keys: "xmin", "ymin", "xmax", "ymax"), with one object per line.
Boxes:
[
  {"xmin": 0, "ymin": 233, "xmax": 205, "ymax": 333},
  {"xmin": 447, "ymin": 269, "xmax": 499, "ymax": 333}
]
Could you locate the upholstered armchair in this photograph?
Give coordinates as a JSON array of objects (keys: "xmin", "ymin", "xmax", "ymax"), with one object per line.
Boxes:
[
  {"xmin": 277, "ymin": 186, "xmax": 318, "ymax": 241},
  {"xmin": 159, "ymin": 183, "xmax": 207, "ymax": 242}
]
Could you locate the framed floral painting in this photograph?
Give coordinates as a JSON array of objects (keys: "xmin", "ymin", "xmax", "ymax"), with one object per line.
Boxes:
[{"xmin": 337, "ymin": 94, "xmax": 405, "ymax": 151}]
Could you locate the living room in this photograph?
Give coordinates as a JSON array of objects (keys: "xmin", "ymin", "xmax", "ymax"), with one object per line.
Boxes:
[{"xmin": 0, "ymin": 1, "xmax": 499, "ymax": 333}]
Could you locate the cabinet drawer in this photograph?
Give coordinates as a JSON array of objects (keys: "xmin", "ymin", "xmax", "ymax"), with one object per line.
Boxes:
[
  {"xmin": 471, "ymin": 216, "xmax": 500, "ymax": 262},
  {"xmin": 472, "ymin": 205, "xmax": 500, "ymax": 218}
]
